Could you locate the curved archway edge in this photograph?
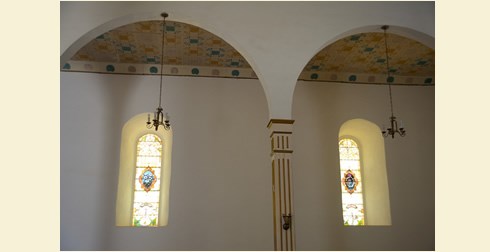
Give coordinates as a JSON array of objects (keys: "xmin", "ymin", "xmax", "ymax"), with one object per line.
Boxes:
[
  {"xmin": 291, "ymin": 24, "xmax": 435, "ymax": 116},
  {"xmin": 61, "ymin": 10, "xmax": 273, "ymax": 120},
  {"xmin": 61, "ymin": 2, "xmax": 434, "ymax": 120}
]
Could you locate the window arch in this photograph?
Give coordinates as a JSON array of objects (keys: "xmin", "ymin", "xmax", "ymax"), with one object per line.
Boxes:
[
  {"xmin": 116, "ymin": 113, "xmax": 172, "ymax": 227},
  {"xmin": 339, "ymin": 137, "xmax": 365, "ymax": 226},
  {"xmin": 338, "ymin": 118, "xmax": 391, "ymax": 226}
]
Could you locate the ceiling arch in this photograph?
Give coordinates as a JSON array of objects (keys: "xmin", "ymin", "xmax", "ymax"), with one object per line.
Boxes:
[
  {"xmin": 61, "ymin": 2, "xmax": 435, "ymax": 119},
  {"xmin": 62, "ymin": 20, "xmax": 257, "ymax": 79},
  {"xmin": 299, "ymin": 26, "xmax": 435, "ymax": 85},
  {"xmin": 63, "ymin": 20, "xmax": 435, "ymax": 85}
]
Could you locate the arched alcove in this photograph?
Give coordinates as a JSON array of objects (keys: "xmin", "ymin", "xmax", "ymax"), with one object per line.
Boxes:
[
  {"xmin": 115, "ymin": 113, "xmax": 173, "ymax": 227},
  {"xmin": 339, "ymin": 118, "xmax": 391, "ymax": 225}
]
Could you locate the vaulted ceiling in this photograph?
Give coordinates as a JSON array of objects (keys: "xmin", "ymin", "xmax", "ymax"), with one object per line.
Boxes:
[
  {"xmin": 62, "ymin": 20, "xmax": 434, "ymax": 85},
  {"xmin": 299, "ymin": 32, "xmax": 434, "ymax": 85}
]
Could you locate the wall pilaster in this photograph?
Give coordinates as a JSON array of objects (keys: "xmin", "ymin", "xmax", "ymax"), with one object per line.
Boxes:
[{"xmin": 268, "ymin": 119, "xmax": 295, "ymax": 251}]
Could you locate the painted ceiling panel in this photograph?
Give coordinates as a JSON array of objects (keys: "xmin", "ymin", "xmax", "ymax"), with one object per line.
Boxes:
[
  {"xmin": 300, "ymin": 33, "xmax": 435, "ymax": 85},
  {"xmin": 64, "ymin": 20, "xmax": 255, "ymax": 78},
  {"xmin": 62, "ymin": 20, "xmax": 434, "ymax": 85}
]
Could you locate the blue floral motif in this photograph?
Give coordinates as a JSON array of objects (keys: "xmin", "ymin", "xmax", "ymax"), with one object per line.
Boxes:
[
  {"xmin": 141, "ymin": 170, "xmax": 155, "ymax": 190},
  {"xmin": 345, "ymin": 173, "xmax": 356, "ymax": 190},
  {"xmin": 106, "ymin": 65, "xmax": 115, "ymax": 72}
]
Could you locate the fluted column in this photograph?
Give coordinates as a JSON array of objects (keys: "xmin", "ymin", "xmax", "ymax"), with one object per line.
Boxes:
[{"xmin": 268, "ymin": 119, "xmax": 295, "ymax": 251}]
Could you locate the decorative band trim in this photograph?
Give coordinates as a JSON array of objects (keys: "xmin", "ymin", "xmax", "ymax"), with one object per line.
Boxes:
[{"xmin": 267, "ymin": 119, "xmax": 295, "ymax": 128}]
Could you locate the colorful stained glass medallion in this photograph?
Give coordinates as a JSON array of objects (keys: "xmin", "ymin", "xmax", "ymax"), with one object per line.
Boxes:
[
  {"xmin": 139, "ymin": 166, "xmax": 157, "ymax": 192},
  {"xmin": 339, "ymin": 138, "xmax": 365, "ymax": 226},
  {"xmin": 342, "ymin": 170, "xmax": 359, "ymax": 194}
]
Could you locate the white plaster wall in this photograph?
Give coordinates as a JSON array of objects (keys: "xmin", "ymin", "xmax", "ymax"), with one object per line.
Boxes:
[
  {"xmin": 292, "ymin": 82, "xmax": 435, "ymax": 250},
  {"xmin": 60, "ymin": 72, "xmax": 272, "ymax": 250}
]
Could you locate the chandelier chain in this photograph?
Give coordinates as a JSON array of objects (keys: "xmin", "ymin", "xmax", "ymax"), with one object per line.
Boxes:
[
  {"xmin": 158, "ymin": 15, "xmax": 167, "ymax": 108},
  {"xmin": 383, "ymin": 26, "xmax": 394, "ymax": 118},
  {"xmin": 146, "ymin": 12, "xmax": 171, "ymax": 131},
  {"xmin": 380, "ymin": 25, "xmax": 405, "ymax": 138}
]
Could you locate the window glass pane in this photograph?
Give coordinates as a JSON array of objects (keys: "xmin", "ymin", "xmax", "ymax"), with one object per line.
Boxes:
[
  {"xmin": 132, "ymin": 134, "xmax": 162, "ymax": 227},
  {"xmin": 134, "ymin": 191, "xmax": 161, "ymax": 203},
  {"xmin": 339, "ymin": 138, "xmax": 365, "ymax": 226},
  {"xmin": 339, "ymin": 169, "xmax": 362, "ymax": 181},
  {"xmin": 137, "ymin": 142, "xmax": 162, "ymax": 156},
  {"xmin": 340, "ymin": 160, "xmax": 361, "ymax": 171},
  {"xmin": 135, "ymin": 179, "xmax": 161, "ymax": 191},
  {"xmin": 339, "ymin": 147, "xmax": 359, "ymax": 160},
  {"xmin": 341, "ymin": 181, "xmax": 363, "ymax": 193},
  {"xmin": 343, "ymin": 204, "xmax": 365, "ymax": 226},
  {"xmin": 135, "ymin": 168, "xmax": 161, "ymax": 181},
  {"xmin": 342, "ymin": 192, "xmax": 364, "ymax": 204},
  {"xmin": 133, "ymin": 202, "xmax": 159, "ymax": 227},
  {"xmin": 136, "ymin": 156, "xmax": 161, "ymax": 168},
  {"xmin": 135, "ymin": 168, "xmax": 161, "ymax": 191}
]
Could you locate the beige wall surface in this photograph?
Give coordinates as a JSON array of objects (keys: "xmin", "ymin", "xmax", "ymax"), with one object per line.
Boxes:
[
  {"xmin": 292, "ymin": 81, "xmax": 435, "ymax": 250},
  {"xmin": 60, "ymin": 2, "xmax": 434, "ymax": 250},
  {"xmin": 61, "ymin": 72, "xmax": 272, "ymax": 250},
  {"xmin": 61, "ymin": 72, "xmax": 434, "ymax": 250}
]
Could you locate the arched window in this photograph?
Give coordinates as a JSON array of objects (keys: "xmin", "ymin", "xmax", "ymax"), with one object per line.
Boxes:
[
  {"xmin": 132, "ymin": 134, "xmax": 163, "ymax": 226},
  {"xmin": 338, "ymin": 118, "xmax": 392, "ymax": 226},
  {"xmin": 339, "ymin": 138, "xmax": 365, "ymax": 226},
  {"xmin": 116, "ymin": 113, "xmax": 172, "ymax": 227}
]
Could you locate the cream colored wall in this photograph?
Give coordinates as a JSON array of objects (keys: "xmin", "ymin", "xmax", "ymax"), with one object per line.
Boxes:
[
  {"xmin": 61, "ymin": 72, "xmax": 434, "ymax": 250},
  {"xmin": 292, "ymin": 82, "xmax": 434, "ymax": 250},
  {"xmin": 60, "ymin": 2, "xmax": 434, "ymax": 250},
  {"xmin": 61, "ymin": 72, "xmax": 272, "ymax": 250}
]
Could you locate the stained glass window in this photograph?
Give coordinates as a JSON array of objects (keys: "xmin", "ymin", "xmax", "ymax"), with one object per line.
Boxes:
[
  {"xmin": 132, "ymin": 134, "xmax": 163, "ymax": 227},
  {"xmin": 339, "ymin": 138, "xmax": 365, "ymax": 226}
]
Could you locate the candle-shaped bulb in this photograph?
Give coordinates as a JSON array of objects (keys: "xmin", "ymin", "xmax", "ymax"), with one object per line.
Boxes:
[
  {"xmin": 147, "ymin": 113, "xmax": 150, "ymax": 122},
  {"xmin": 400, "ymin": 120, "xmax": 404, "ymax": 128},
  {"xmin": 165, "ymin": 112, "xmax": 169, "ymax": 121}
]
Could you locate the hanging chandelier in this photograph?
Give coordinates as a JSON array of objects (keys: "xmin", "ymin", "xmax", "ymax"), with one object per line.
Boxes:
[
  {"xmin": 147, "ymin": 12, "xmax": 171, "ymax": 131},
  {"xmin": 380, "ymin": 25, "xmax": 406, "ymax": 138}
]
